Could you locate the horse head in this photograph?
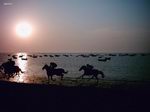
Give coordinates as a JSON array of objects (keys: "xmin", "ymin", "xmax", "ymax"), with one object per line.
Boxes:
[
  {"xmin": 79, "ymin": 65, "xmax": 86, "ymax": 71},
  {"xmin": 0, "ymin": 64, "xmax": 3, "ymax": 70},
  {"xmin": 42, "ymin": 64, "xmax": 49, "ymax": 70},
  {"xmin": 1, "ymin": 63, "xmax": 7, "ymax": 70}
]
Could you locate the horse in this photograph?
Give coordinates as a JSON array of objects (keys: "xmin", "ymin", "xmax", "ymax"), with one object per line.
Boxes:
[
  {"xmin": 12, "ymin": 66, "xmax": 24, "ymax": 76},
  {"xmin": 79, "ymin": 65, "xmax": 105, "ymax": 82},
  {"xmin": 0, "ymin": 62, "xmax": 24, "ymax": 78},
  {"xmin": 42, "ymin": 64, "xmax": 68, "ymax": 82}
]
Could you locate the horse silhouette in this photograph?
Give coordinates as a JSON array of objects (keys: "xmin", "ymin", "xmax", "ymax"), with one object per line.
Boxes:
[
  {"xmin": 42, "ymin": 64, "xmax": 68, "ymax": 82},
  {"xmin": 0, "ymin": 62, "xmax": 24, "ymax": 78},
  {"xmin": 79, "ymin": 65, "xmax": 105, "ymax": 81}
]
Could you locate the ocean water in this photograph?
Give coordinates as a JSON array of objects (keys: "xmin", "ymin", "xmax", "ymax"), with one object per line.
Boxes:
[{"xmin": 0, "ymin": 53, "xmax": 150, "ymax": 83}]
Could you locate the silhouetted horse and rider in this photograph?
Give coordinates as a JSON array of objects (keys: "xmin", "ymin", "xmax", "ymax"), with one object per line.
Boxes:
[
  {"xmin": 42, "ymin": 62, "xmax": 68, "ymax": 83},
  {"xmin": 42, "ymin": 62, "xmax": 104, "ymax": 83},
  {"xmin": 0, "ymin": 59, "xmax": 23, "ymax": 78},
  {"xmin": 0, "ymin": 58, "xmax": 105, "ymax": 83},
  {"xmin": 79, "ymin": 64, "xmax": 105, "ymax": 82}
]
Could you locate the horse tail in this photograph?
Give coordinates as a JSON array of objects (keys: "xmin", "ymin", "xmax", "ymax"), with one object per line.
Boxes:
[
  {"xmin": 21, "ymin": 70, "xmax": 24, "ymax": 73},
  {"xmin": 99, "ymin": 70, "xmax": 105, "ymax": 78},
  {"xmin": 64, "ymin": 70, "xmax": 68, "ymax": 74},
  {"xmin": 65, "ymin": 71, "xmax": 68, "ymax": 74},
  {"xmin": 18, "ymin": 67, "xmax": 24, "ymax": 73},
  {"xmin": 79, "ymin": 68, "xmax": 81, "ymax": 71}
]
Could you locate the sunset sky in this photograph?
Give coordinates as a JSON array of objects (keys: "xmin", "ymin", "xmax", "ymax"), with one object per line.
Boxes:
[{"xmin": 0, "ymin": 0, "xmax": 150, "ymax": 53}]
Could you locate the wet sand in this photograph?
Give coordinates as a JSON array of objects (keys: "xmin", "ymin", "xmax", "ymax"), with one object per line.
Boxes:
[{"xmin": 0, "ymin": 79, "xmax": 150, "ymax": 112}]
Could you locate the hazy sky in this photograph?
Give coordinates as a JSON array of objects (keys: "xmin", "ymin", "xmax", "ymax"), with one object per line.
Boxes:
[{"xmin": 0, "ymin": 0, "xmax": 150, "ymax": 53}]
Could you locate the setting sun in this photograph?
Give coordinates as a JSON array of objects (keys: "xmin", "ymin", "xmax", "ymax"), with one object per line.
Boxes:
[{"xmin": 16, "ymin": 21, "xmax": 32, "ymax": 38}]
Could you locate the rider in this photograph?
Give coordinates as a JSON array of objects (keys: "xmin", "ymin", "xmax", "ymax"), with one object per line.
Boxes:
[
  {"xmin": 86, "ymin": 64, "xmax": 94, "ymax": 73},
  {"xmin": 7, "ymin": 58, "xmax": 16, "ymax": 71},
  {"xmin": 50, "ymin": 62, "xmax": 57, "ymax": 69},
  {"xmin": 86, "ymin": 64, "xmax": 94, "ymax": 70},
  {"xmin": 49, "ymin": 62, "xmax": 57, "ymax": 74},
  {"xmin": 8, "ymin": 58, "xmax": 15, "ymax": 67}
]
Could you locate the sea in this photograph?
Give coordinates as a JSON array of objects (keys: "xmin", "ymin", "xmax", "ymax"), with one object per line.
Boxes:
[{"xmin": 0, "ymin": 53, "xmax": 150, "ymax": 84}]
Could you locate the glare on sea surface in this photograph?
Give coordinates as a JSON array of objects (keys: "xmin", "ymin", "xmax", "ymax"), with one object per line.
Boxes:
[
  {"xmin": 17, "ymin": 53, "xmax": 27, "ymax": 71},
  {"xmin": 11, "ymin": 53, "xmax": 28, "ymax": 83}
]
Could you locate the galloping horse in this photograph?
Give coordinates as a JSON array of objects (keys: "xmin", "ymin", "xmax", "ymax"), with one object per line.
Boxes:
[
  {"xmin": 0, "ymin": 62, "xmax": 24, "ymax": 78},
  {"xmin": 42, "ymin": 64, "xmax": 68, "ymax": 82},
  {"xmin": 79, "ymin": 65, "xmax": 105, "ymax": 81}
]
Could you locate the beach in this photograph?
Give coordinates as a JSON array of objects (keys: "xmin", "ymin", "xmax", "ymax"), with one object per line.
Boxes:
[{"xmin": 0, "ymin": 80, "xmax": 150, "ymax": 112}]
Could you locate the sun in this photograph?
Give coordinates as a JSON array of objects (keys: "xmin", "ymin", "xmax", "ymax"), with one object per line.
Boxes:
[{"xmin": 16, "ymin": 21, "xmax": 32, "ymax": 38}]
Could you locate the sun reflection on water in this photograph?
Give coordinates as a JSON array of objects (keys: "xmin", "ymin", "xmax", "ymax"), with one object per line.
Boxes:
[
  {"xmin": 12, "ymin": 53, "xmax": 28, "ymax": 83},
  {"xmin": 17, "ymin": 53, "xmax": 27, "ymax": 71}
]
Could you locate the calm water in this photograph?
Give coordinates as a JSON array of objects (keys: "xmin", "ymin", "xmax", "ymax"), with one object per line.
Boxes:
[{"xmin": 0, "ymin": 53, "xmax": 150, "ymax": 83}]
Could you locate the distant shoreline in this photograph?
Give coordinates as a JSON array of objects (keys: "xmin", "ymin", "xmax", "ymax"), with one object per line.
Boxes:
[{"xmin": 0, "ymin": 52, "xmax": 150, "ymax": 54}]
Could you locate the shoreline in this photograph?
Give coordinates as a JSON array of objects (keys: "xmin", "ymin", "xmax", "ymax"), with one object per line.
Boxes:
[
  {"xmin": 1, "ymin": 73, "xmax": 150, "ymax": 88},
  {"xmin": 1, "ymin": 70, "xmax": 150, "ymax": 90}
]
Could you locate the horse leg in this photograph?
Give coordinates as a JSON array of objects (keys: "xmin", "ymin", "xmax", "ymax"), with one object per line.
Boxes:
[
  {"xmin": 48, "ymin": 76, "xmax": 49, "ymax": 83},
  {"xmin": 51, "ymin": 75, "xmax": 55, "ymax": 81},
  {"xmin": 94, "ymin": 75, "xmax": 99, "ymax": 83},
  {"xmin": 11, "ymin": 73, "xmax": 14, "ymax": 78},
  {"xmin": 76, "ymin": 74, "xmax": 84, "ymax": 79},
  {"xmin": 8, "ymin": 73, "xmax": 12, "ymax": 77},
  {"xmin": 101, "ymin": 73, "xmax": 105, "ymax": 78},
  {"xmin": 81, "ymin": 74, "xmax": 85, "ymax": 79},
  {"xmin": 15, "ymin": 72, "xmax": 17, "ymax": 76},
  {"xmin": 50, "ymin": 75, "xmax": 52, "ymax": 80},
  {"xmin": 7, "ymin": 74, "xmax": 11, "ymax": 79},
  {"xmin": 61, "ymin": 74, "xmax": 63, "ymax": 80},
  {"xmin": 88, "ymin": 75, "xmax": 94, "ymax": 81},
  {"xmin": 17, "ymin": 72, "xmax": 20, "ymax": 77},
  {"xmin": 7, "ymin": 76, "xmax": 9, "ymax": 79}
]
